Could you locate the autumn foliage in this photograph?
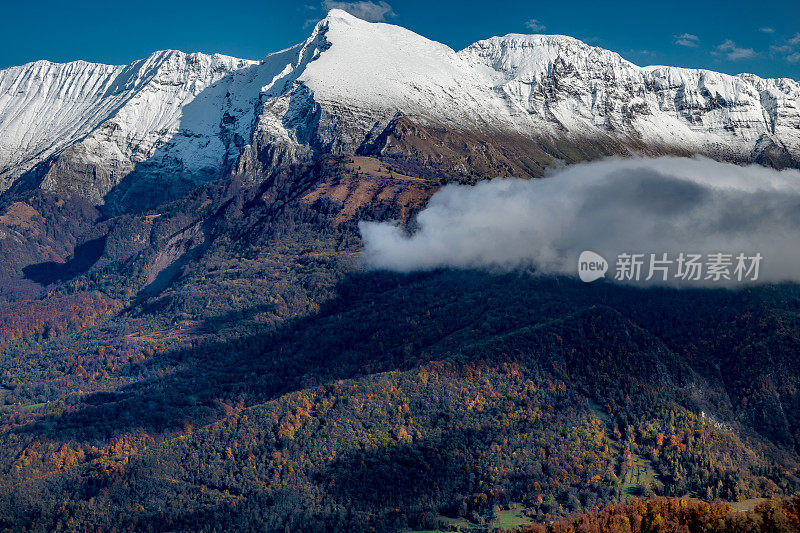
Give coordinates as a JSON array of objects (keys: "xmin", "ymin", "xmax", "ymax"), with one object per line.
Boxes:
[
  {"xmin": 0, "ymin": 293, "xmax": 116, "ymax": 351},
  {"xmin": 512, "ymin": 496, "xmax": 800, "ymax": 533}
]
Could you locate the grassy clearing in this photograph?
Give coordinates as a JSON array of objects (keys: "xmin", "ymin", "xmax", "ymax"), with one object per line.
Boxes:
[
  {"xmin": 621, "ymin": 452, "xmax": 659, "ymax": 499},
  {"xmin": 403, "ymin": 504, "xmax": 534, "ymax": 533},
  {"xmin": 491, "ymin": 506, "xmax": 532, "ymax": 530},
  {"xmin": 18, "ymin": 401, "xmax": 46, "ymax": 411}
]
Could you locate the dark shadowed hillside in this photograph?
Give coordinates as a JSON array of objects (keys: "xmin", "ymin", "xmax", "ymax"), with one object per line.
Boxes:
[{"xmin": 0, "ymin": 157, "xmax": 799, "ymax": 529}]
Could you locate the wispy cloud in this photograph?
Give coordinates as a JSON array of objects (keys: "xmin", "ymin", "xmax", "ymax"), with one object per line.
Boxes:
[
  {"xmin": 769, "ymin": 33, "xmax": 800, "ymax": 64},
  {"xmin": 771, "ymin": 44, "xmax": 793, "ymax": 54},
  {"xmin": 323, "ymin": 1, "xmax": 395, "ymax": 22},
  {"xmin": 359, "ymin": 157, "xmax": 800, "ymax": 286},
  {"xmin": 714, "ymin": 39, "xmax": 758, "ymax": 60},
  {"xmin": 674, "ymin": 33, "xmax": 699, "ymax": 47},
  {"xmin": 623, "ymin": 49, "xmax": 657, "ymax": 60},
  {"xmin": 525, "ymin": 19, "xmax": 546, "ymax": 32},
  {"xmin": 759, "ymin": 27, "xmax": 775, "ymax": 34}
]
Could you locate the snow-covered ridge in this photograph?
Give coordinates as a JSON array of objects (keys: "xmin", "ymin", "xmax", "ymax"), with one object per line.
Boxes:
[
  {"xmin": 0, "ymin": 8, "xmax": 799, "ymax": 206},
  {"xmin": 0, "ymin": 59, "xmax": 126, "ymax": 186},
  {"xmin": 0, "ymin": 50, "xmax": 256, "ymax": 196},
  {"xmin": 459, "ymin": 33, "xmax": 800, "ymax": 154}
]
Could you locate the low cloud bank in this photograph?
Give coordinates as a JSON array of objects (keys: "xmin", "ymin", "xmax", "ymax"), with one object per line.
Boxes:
[{"xmin": 358, "ymin": 157, "xmax": 800, "ymax": 285}]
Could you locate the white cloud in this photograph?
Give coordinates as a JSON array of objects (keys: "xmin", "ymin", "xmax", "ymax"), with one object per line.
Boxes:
[
  {"xmin": 525, "ymin": 19, "xmax": 546, "ymax": 32},
  {"xmin": 771, "ymin": 44, "xmax": 793, "ymax": 54},
  {"xmin": 323, "ymin": 0, "xmax": 395, "ymax": 22},
  {"xmin": 359, "ymin": 157, "xmax": 800, "ymax": 286},
  {"xmin": 759, "ymin": 27, "xmax": 775, "ymax": 34},
  {"xmin": 769, "ymin": 33, "xmax": 800, "ymax": 63},
  {"xmin": 625, "ymin": 49, "xmax": 656, "ymax": 57},
  {"xmin": 727, "ymin": 48, "xmax": 757, "ymax": 60},
  {"xmin": 674, "ymin": 33, "xmax": 699, "ymax": 47},
  {"xmin": 715, "ymin": 39, "xmax": 758, "ymax": 60}
]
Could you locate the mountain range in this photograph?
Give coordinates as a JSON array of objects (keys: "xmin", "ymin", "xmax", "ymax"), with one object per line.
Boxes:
[
  {"xmin": 1, "ymin": 10, "xmax": 800, "ymax": 532},
  {"xmin": 1, "ymin": 9, "xmax": 799, "ymax": 213}
]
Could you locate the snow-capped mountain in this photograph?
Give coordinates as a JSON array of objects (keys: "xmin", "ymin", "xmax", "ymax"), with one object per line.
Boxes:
[
  {"xmin": 1, "ymin": 9, "xmax": 799, "ymax": 209},
  {"xmin": 0, "ymin": 50, "xmax": 257, "ymax": 202}
]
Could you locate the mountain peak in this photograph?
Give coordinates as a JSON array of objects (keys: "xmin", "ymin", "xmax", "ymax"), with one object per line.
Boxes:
[
  {"xmin": 461, "ymin": 32, "xmax": 637, "ymax": 79},
  {"xmin": 324, "ymin": 8, "xmax": 362, "ymax": 22}
]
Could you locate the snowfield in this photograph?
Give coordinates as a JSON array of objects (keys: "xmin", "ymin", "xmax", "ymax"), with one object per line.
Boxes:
[{"xmin": 0, "ymin": 9, "xmax": 798, "ymax": 203}]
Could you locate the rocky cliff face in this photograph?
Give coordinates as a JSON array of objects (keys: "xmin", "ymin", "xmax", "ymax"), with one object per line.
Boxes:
[
  {"xmin": 1, "ymin": 9, "xmax": 799, "ymax": 212},
  {"xmin": 462, "ymin": 34, "xmax": 800, "ymax": 162},
  {"xmin": 0, "ymin": 50, "xmax": 259, "ymax": 205}
]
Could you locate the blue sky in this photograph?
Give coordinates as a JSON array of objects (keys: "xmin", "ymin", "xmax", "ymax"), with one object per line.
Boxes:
[{"xmin": 1, "ymin": 0, "xmax": 798, "ymax": 79}]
